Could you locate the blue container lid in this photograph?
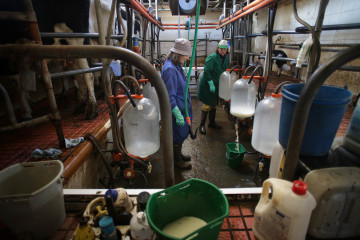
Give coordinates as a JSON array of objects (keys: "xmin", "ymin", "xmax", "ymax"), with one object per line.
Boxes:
[
  {"xmin": 104, "ymin": 189, "xmax": 118, "ymax": 202},
  {"xmin": 282, "ymin": 84, "xmax": 352, "ymax": 106},
  {"xmin": 99, "ymin": 216, "xmax": 115, "ymax": 235}
]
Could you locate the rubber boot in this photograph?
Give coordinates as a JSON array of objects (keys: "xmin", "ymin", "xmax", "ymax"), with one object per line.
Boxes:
[
  {"xmin": 208, "ymin": 109, "xmax": 222, "ymax": 129},
  {"xmin": 180, "ymin": 143, "xmax": 191, "ymax": 162},
  {"xmin": 173, "ymin": 144, "xmax": 192, "ymax": 170},
  {"xmin": 199, "ymin": 110, "xmax": 208, "ymax": 135}
]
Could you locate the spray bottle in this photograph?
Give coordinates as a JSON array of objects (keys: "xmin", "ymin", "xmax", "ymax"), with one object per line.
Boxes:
[{"xmin": 296, "ymin": 36, "xmax": 313, "ymax": 68}]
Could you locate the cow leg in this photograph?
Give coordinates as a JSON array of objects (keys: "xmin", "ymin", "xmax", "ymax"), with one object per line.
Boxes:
[
  {"xmin": 15, "ymin": 74, "xmax": 32, "ymax": 121},
  {"xmin": 75, "ymin": 58, "xmax": 98, "ymax": 120}
]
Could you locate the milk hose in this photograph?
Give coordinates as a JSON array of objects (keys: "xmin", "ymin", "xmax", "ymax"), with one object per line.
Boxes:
[
  {"xmin": 247, "ymin": 65, "xmax": 263, "ymax": 101},
  {"xmin": 184, "ymin": 0, "xmax": 201, "ymax": 140},
  {"xmin": 113, "ymin": 80, "xmax": 137, "ymax": 107}
]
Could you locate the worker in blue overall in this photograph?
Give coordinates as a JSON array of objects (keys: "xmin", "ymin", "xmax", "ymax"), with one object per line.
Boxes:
[
  {"xmin": 162, "ymin": 38, "xmax": 193, "ymax": 170},
  {"xmin": 197, "ymin": 40, "xmax": 230, "ymax": 135}
]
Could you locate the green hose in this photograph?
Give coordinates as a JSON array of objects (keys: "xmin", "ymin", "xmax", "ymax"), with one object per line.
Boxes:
[{"xmin": 184, "ymin": 0, "xmax": 201, "ymax": 123}]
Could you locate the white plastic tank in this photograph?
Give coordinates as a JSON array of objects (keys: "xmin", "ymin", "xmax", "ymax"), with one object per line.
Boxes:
[
  {"xmin": 253, "ymin": 178, "xmax": 316, "ymax": 240},
  {"xmin": 343, "ymin": 98, "xmax": 360, "ymax": 156},
  {"xmin": 219, "ymin": 69, "xmax": 237, "ymax": 101},
  {"xmin": 251, "ymin": 93, "xmax": 282, "ymax": 156},
  {"xmin": 122, "ymin": 95, "xmax": 160, "ymax": 158},
  {"xmin": 142, "ymin": 82, "xmax": 161, "ymax": 120},
  {"xmin": 230, "ymin": 76, "xmax": 257, "ymax": 119}
]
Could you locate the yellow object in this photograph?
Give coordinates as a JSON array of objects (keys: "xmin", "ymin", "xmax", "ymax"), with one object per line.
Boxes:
[{"xmin": 74, "ymin": 222, "xmax": 95, "ymax": 240}]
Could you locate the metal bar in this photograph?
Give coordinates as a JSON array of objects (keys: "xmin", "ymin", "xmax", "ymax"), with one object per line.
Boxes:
[
  {"xmin": 282, "ymin": 44, "xmax": 360, "ymax": 181},
  {"xmin": 0, "ymin": 44, "xmax": 175, "ymax": 187},
  {"xmin": 50, "ymin": 66, "xmax": 103, "ymax": 79},
  {"xmin": 23, "ymin": 0, "xmax": 66, "ymax": 148},
  {"xmin": 40, "ymin": 32, "xmax": 124, "ymax": 39},
  {"xmin": 296, "ymin": 23, "xmax": 360, "ymax": 32},
  {"xmin": 0, "ymin": 114, "xmax": 53, "ymax": 131}
]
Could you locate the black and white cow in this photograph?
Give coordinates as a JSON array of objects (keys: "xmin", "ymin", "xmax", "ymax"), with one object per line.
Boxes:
[{"xmin": 0, "ymin": 0, "xmax": 124, "ymax": 120}]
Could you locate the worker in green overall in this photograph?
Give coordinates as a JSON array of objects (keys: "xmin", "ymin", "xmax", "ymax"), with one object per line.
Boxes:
[{"xmin": 197, "ymin": 40, "xmax": 229, "ymax": 135}]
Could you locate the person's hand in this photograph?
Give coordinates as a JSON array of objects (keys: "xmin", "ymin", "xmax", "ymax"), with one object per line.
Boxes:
[
  {"xmin": 208, "ymin": 80, "xmax": 215, "ymax": 93},
  {"xmin": 172, "ymin": 106, "xmax": 185, "ymax": 127}
]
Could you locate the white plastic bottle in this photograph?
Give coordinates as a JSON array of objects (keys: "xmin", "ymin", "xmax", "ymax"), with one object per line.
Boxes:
[
  {"xmin": 296, "ymin": 36, "xmax": 313, "ymax": 68},
  {"xmin": 253, "ymin": 178, "xmax": 316, "ymax": 240},
  {"xmin": 122, "ymin": 96, "xmax": 160, "ymax": 158},
  {"xmin": 251, "ymin": 93, "xmax": 282, "ymax": 156},
  {"xmin": 219, "ymin": 69, "xmax": 237, "ymax": 101},
  {"xmin": 130, "ymin": 211, "xmax": 154, "ymax": 240},
  {"xmin": 230, "ymin": 76, "xmax": 257, "ymax": 119}
]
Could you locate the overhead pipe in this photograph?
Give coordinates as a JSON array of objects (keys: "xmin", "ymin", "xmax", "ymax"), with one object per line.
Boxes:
[
  {"xmin": 0, "ymin": 44, "xmax": 175, "ymax": 187},
  {"xmin": 220, "ymin": 0, "xmax": 269, "ymax": 24},
  {"xmin": 130, "ymin": 0, "xmax": 164, "ymax": 30},
  {"xmin": 282, "ymin": 44, "xmax": 360, "ymax": 181},
  {"xmin": 217, "ymin": 0, "xmax": 276, "ymax": 29}
]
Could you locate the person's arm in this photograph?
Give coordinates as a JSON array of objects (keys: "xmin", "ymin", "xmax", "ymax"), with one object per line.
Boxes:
[
  {"xmin": 203, "ymin": 55, "xmax": 216, "ymax": 93},
  {"xmin": 162, "ymin": 67, "xmax": 185, "ymax": 126}
]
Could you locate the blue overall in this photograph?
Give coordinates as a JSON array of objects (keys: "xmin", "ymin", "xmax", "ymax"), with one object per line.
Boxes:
[{"xmin": 162, "ymin": 58, "xmax": 193, "ymax": 144}]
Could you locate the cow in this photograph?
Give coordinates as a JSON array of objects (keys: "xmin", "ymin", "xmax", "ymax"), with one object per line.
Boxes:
[{"xmin": 252, "ymin": 49, "xmax": 291, "ymax": 76}]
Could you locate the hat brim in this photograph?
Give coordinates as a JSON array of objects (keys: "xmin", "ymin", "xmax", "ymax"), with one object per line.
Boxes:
[
  {"xmin": 218, "ymin": 45, "xmax": 229, "ymax": 49},
  {"xmin": 170, "ymin": 47, "xmax": 192, "ymax": 57}
]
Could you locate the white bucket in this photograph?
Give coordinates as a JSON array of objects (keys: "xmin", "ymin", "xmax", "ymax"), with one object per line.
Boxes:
[
  {"xmin": 253, "ymin": 178, "xmax": 316, "ymax": 240},
  {"xmin": 0, "ymin": 160, "xmax": 65, "ymax": 239}
]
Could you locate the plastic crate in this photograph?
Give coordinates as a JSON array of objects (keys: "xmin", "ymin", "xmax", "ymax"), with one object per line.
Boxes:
[
  {"xmin": 146, "ymin": 178, "xmax": 229, "ymax": 240},
  {"xmin": 226, "ymin": 143, "xmax": 246, "ymax": 168}
]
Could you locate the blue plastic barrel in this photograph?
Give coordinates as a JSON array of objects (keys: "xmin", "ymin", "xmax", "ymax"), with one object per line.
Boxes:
[{"xmin": 279, "ymin": 84, "xmax": 352, "ymax": 156}]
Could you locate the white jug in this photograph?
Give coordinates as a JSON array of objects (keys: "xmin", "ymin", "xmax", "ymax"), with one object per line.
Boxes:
[
  {"xmin": 219, "ymin": 69, "xmax": 237, "ymax": 101},
  {"xmin": 122, "ymin": 96, "xmax": 160, "ymax": 158},
  {"xmin": 130, "ymin": 211, "xmax": 154, "ymax": 240},
  {"xmin": 251, "ymin": 93, "xmax": 282, "ymax": 156},
  {"xmin": 253, "ymin": 178, "xmax": 316, "ymax": 240},
  {"xmin": 143, "ymin": 82, "xmax": 161, "ymax": 121},
  {"xmin": 230, "ymin": 76, "xmax": 257, "ymax": 119}
]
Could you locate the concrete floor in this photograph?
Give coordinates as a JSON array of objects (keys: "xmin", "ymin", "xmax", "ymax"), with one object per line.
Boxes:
[{"xmin": 144, "ymin": 97, "xmax": 264, "ymax": 189}]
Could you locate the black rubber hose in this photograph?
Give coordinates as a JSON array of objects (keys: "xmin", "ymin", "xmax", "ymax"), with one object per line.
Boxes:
[
  {"xmin": 85, "ymin": 133, "xmax": 114, "ymax": 188},
  {"xmin": 113, "ymin": 80, "xmax": 137, "ymax": 107}
]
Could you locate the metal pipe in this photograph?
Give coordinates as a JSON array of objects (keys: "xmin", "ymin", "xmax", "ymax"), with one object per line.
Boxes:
[
  {"xmin": 23, "ymin": 0, "xmax": 65, "ymax": 148},
  {"xmin": 220, "ymin": 0, "xmax": 267, "ymax": 24},
  {"xmin": 0, "ymin": 114, "xmax": 53, "ymax": 131},
  {"xmin": 296, "ymin": 23, "xmax": 360, "ymax": 32},
  {"xmin": 130, "ymin": 0, "xmax": 164, "ymax": 30},
  {"xmin": 305, "ymin": 0, "xmax": 328, "ymax": 81},
  {"xmin": 0, "ymin": 83, "xmax": 17, "ymax": 126},
  {"xmin": 282, "ymin": 44, "xmax": 360, "ymax": 181},
  {"xmin": 50, "ymin": 66, "xmax": 103, "ymax": 79},
  {"xmin": 0, "ymin": 44, "xmax": 175, "ymax": 187},
  {"xmin": 40, "ymin": 32, "xmax": 124, "ymax": 39}
]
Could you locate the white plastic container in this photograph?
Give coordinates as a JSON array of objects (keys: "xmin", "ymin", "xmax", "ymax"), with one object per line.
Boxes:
[
  {"xmin": 142, "ymin": 82, "xmax": 161, "ymax": 121},
  {"xmin": 219, "ymin": 69, "xmax": 237, "ymax": 101},
  {"xmin": 122, "ymin": 96, "xmax": 160, "ymax": 158},
  {"xmin": 230, "ymin": 76, "xmax": 257, "ymax": 119},
  {"xmin": 253, "ymin": 178, "xmax": 316, "ymax": 240},
  {"xmin": 269, "ymin": 141, "xmax": 286, "ymax": 178},
  {"xmin": 0, "ymin": 160, "xmax": 65, "ymax": 239},
  {"xmin": 130, "ymin": 211, "xmax": 154, "ymax": 240},
  {"xmin": 304, "ymin": 167, "xmax": 360, "ymax": 239},
  {"xmin": 343, "ymin": 98, "xmax": 360, "ymax": 156},
  {"xmin": 251, "ymin": 93, "xmax": 282, "ymax": 156}
]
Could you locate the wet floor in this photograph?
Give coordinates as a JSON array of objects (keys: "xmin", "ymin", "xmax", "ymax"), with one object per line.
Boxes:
[{"xmin": 144, "ymin": 97, "xmax": 264, "ymax": 189}]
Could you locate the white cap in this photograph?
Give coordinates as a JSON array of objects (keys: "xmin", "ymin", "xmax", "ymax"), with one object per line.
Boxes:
[
  {"xmin": 170, "ymin": 38, "xmax": 192, "ymax": 57},
  {"xmin": 218, "ymin": 40, "xmax": 229, "ymax": 49}
]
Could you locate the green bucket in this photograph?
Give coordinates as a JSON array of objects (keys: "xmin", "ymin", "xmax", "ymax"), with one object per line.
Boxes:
[
  {"xmin": 226, "ymin": 143, "xmax": 246, "ymax": 168},
  {"xmin": 146, "ymin": 178, "xmax": 229, "ymax": 240}
]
